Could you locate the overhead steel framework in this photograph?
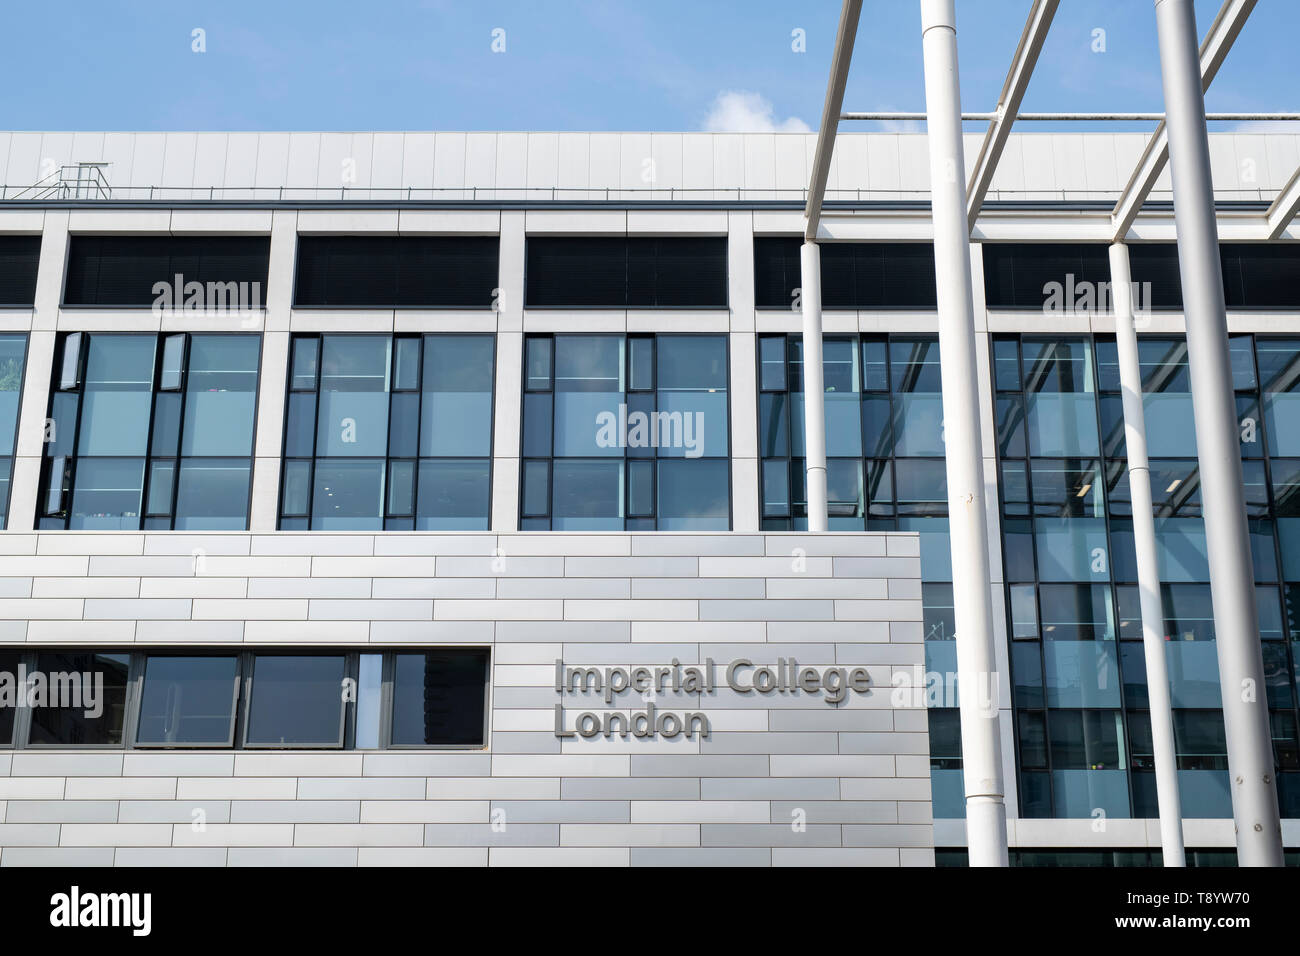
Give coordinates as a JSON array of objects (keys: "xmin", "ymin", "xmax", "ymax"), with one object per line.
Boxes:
[{"xmin": 801, "ymin": 0, "xmax": 1290, "ymax": 867}]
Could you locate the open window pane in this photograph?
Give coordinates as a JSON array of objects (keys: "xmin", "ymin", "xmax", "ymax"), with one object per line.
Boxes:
[
  {"xmin": 26, "ymin": 652, "xmax": 129, "ymax": 746},
  {"xmin": 136, "ymin": 657, "xmax": 239, "ymax": 746},
  {"xmin": 77, "ymin": 335, "xmax": 156, "ymax": 456},
  {"xmin": 244, "ymin": 656, "xmax": 346, "ymax": 747},
  {"xmin": 390, "ymin": 649, "xmax": 489, "ymax": 747},
  {"xmin": 0, "ymin": 651, "xmax": 17, "ymax": 745}
]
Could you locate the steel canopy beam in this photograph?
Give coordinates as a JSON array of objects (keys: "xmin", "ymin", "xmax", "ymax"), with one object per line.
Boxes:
[
  {"xmin": 804, "ymin": 0, "xmax": 863, "ymax": 241},
  {"xmin": 1111, "ymin": 0, "xmax": 1257, "ymax": 241},
  {"xmin": 1265, "ymin": 163, "xmax": 1300, "ymax": 238},
  {"xmin": 965, "ymin": 0, "xmax": 1060, "ymax": 231},
  {"xmin": 841, "ymin": 111, "xmax": 1299, "ymax": 122}
]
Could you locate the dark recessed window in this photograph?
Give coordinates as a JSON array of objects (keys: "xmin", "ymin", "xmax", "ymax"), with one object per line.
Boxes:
[
  {"xmin": 525, "ymin": 237, "xmax": 727, "ymax": 308},
  {"xmin": 1, "ymin": 649, "xmax": 490, "ymax": 751},
  {"xmin": 26, "ymin": 652, "xmax": 129, "ymax": 747},
  {"xmin": 986, "ymin": 242, "xmax": 1300, "ymax": 311},
  {"xmin": 1221, "ymin": 244, "xmax": 1300, "ymax": 309},
  {"xmin": 754, "ymin": 238, "xmax": 937, "ymax": 309},
  {"xmin": 293, "ymin": 236, "xmax": 499, "ymax": 307},
  {"xmin": 243, "ymin": 655, "xmax": 347, "ymax": 747},
  {"xmin": 390, "ymin": 649, "xmax": 490, "ymax": 747},
  {"xmin": 1127, "ymin": 244, "xmax": 1183, "ymax": 310},
  {"xmin": 63, "ymin": 235, "xmax": 269, "ymax": 307},
  {"xmin": 0, "ymin": 651, "xmax": 16, "ymax": 746},
  {"xmin": 135, "ymin": 656, "xmax": 241, "ymax": 747},
  {"xmin": 0, "ymin": 236, "xmax": 40, "ymax": 306},
  {"xmin": 982, "ymin": 243, "xmax": 1111, "ymax": 309}
]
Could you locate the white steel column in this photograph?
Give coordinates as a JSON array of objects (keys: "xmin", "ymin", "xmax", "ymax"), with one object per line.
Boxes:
[
  {"xmin": 1109, "ymin": 242, "xmax": 1186, "ymax": 866},
  {"xmin": 799, "ymin": 240, "xmax": 828, "ymax": 532},
  {"xmin": 920, "ymin": 0, "xmax": 1008, "ymax": 865},
  {"xmin": 1154, "ymin": 0, "xmax": 1283, "ymax": 866}
]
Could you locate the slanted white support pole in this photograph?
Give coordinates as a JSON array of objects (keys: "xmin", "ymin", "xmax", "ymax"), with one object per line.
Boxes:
[
  {"xmin": 920, "ymin": 0, "xmax": 1008, "ymax": 866},
  {"xmin": 800, "ymin": 240, "xmax": 828, "ymax": 532},
  {"xmin": 1109, "ymin": 241, "xmax": 1186, "ymax": 867},
  {"xmin": 1154, "ymin": 0, "xmax": 1283, "ymax": 866}
]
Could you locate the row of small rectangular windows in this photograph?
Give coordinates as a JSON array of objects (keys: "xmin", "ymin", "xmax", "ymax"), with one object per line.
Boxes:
[
  {"xmin": 0, "ymin": 648, "xmax": 490, "ymax": 750},
  {"xmin": 3, "ymin": 234, "xmax": 1300, "ymax": 310}
]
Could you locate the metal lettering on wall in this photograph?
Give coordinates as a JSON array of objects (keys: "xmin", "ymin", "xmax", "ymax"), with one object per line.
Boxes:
[{"xmin": 554, "ymin": 658, "xmax": 873, "ymax": 741}]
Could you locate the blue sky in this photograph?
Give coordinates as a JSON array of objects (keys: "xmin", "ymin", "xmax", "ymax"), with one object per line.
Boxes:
[{"xmin": 0, "ymin": 0, "xmax": 1290, "ymax": 131}]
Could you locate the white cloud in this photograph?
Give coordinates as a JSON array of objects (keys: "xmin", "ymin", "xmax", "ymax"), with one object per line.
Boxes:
[{"xmin": 701, "ymin": 90, "xmax": 811, "ymax": 133}]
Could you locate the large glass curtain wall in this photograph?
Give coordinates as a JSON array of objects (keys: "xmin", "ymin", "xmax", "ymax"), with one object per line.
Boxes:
[{"xmin": 995, "ymin": 334, "xmax": 1300, "ymax": 819}]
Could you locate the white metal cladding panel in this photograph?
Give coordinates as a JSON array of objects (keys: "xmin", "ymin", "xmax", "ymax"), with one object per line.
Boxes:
[
  {"xmin": 0, "ymin": 531, "xmax": 929, "ymax": 867},
  {"xmin": 4, "ymin": 130, "xmax": 1298, "ymax": 199}
]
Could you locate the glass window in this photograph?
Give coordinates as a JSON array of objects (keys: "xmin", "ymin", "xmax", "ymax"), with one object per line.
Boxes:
[
  {"xmin": 421, "ymin": 336, "xmax": 493, "ymax": 457},
  {"xmin": 416, "ymin": 459, "xmax": 490, "ymax": 530},
  {"xmin": 311, "ymin": 459, "xmax": 385, "ymax": 530},
  {"xmin": 354, "ymin": 654, "xmax": 383, "ymax": 749},
  {"xmin": 1043, "ymin": 641, "xmax": 1120, "ymax": 708},
  {"xmin": 136, "ymin": 657, "xmax": 240, "ymax": 747},
  {"xmin": 160, "ymin": 334, "xmax": 185, "ymax": 391},
  {"xmin": 390, "ymin": 650, "xmax": 489, "ymax": 747},
  {"xmin": 521, "ymin": 459, "xmax": 549, "ymax": 517},
  {"xmin": 77, "ymin": 335, "xmax": 155, "ymax": 456},
  {"xmin": 181, "ymin": 335, "xmax": 259, "ymax": 456},
  {"xmin": 554, "ymin": 336, "xmax": 623, "ymax": 457},
  {"xmin": 0, "ymin": 336, "xmax": 27, "ymax": 520},
  {"xmin": 923, "ymin": 582, "xmax": 955, "ymax": 642},
  {"xmin": 658, "ymin": 459, "xmax": 728, "ymax": 530},
  {"xmin": 285, "ymin": 334, "xmax": 494, "ymax": 530},
  {"xmin": 525, "ymin": 336, "xmax": 552, "ymax": 390},
  {"xmin": 657, "ymin": 336, "xmax": 728, "ymax": 459},
  {"xmin": 316, "ymin": 336, "xmax": 391, "ymax": 457},
  {"xmin": 526, "ymin": 333, "xmax": 729, "ymax": 529},
  {"xmin": 1172, "ymin": 710, "xmax": 1228, "ymax": 770},
  {"xmin": 1049, "ymin": 709, "xmax": 1123, "ymax": 770},
  {"xmin": 552, "ymin": 459, "xmax": 622, "ymax": 530},
  {"xmin": 26, "ymin": 652, "xmax": 129, "ymax": 746},
  {"xmin": 759, "ymin": 336, "xmax": 786, "ymax": 391},
  {"xmin": 244, "ymin": 656, "xmax": 346, "ymax": 747},
  {"xmin": 43, "ymin": 333, "xmax": 259, "ymax": 530},
  {"xmin": 174, "ymin": 459, "xmax": 251, "ymax": 530},
  {"xmin": 69, "ymin": 457, "xmax": 145, "ymax": 530},
  {"xmin": 291, "ymin": 335, "xmax": 319, "ymax": 390},
  {"xmin": 0, "ymin": 651, "xmax": 17, "ymax": 745},
  {"xmin": 1038, "ymin": 584, "xmax": 1114, "ymax": 641}
]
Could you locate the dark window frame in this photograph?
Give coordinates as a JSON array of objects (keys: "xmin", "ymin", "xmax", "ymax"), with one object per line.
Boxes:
[
  {"xmin": 753, "ymin": 238, "xmax": 938, "ymax": 310},
  {"xmin": 292, "ymin": 235, "xmax": 501, "ymax": 309},
  {"xmin": 37, "ymin": 331, "xmax": 262, "ymax": 531},
  {"xmin": 0, "ymin": 235, "xmax": 41, "ymax": 308},
  {"xmin": 518, "ymin": 331, "xmax": 733, "ymax": 530},
  {"xmin": 278, "ymin": 332, "xmax": 497, "ymax": 531},
  {"xmin": 61, "ymin": 235, "xmax": 271, "ymax": 309},
  {"xmin": 0, "ymin": 648, "xmax": 490, "ymax": 751},
  {"xmin": 524, "ymin": 236, "xmax": 729, "ymax": 309}
]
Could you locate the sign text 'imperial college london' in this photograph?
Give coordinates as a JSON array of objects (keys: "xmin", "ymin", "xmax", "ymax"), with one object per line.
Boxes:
[{"xmin": 554, "ymin": 659, "xmax": 872, "ymax": 741}]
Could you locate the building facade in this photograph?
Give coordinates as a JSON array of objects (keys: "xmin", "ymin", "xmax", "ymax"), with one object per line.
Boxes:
[{"xmin": 0, "ymin": 129, "xmax": 1298, "ymax": 865}]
